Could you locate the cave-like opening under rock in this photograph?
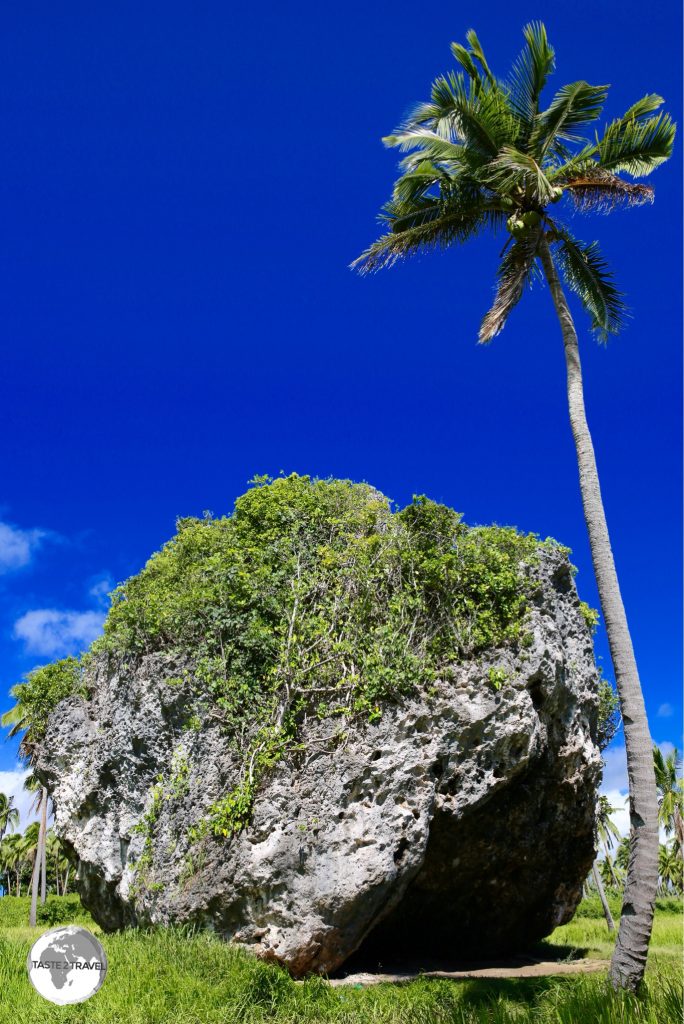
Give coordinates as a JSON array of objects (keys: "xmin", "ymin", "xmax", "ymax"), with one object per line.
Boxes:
[{"xmin": 337, "ymin": 760, "xmax": 595, "ymax": 976}]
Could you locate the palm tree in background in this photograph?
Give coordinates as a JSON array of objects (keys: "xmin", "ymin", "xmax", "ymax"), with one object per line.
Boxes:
[
  {"xmin": 46, "ymin": 829, "xmax": 72, "ymax": 897},
  {"xmin": 0, "ymin": 834, "xmax": 21, "ymax": 895},
  {"xmin": 593, "ymin": 794, "xmax": 626, "ymax": 917},
  {"xmin": 615, "ymin": 835, "xmax": 631, "ymax": 873},
  {"xmin": 24, "ymin": 775, "xmax": 50, "ymax": 925},
  {"xmin": 0, "ymin": 792, "xmax": 20, "ymax": 842},
  {"xmin": 3, "ymin": 679, "xmax": 61, "ymax": 922},
  {"xmin": 658, "ymin": 841, "xmax": 683, "ymax": 895},
  {"xmin": 9, "ymin": 822, "xmax": 39, "ymax": 902},
  {"xmin": 601, "ymin": 852, "xmax": 623, "ymax": 892},
  {"xmin": 353, "ymin": 22, "xmax": 675, "ymax": 992},
  {"xmin": 653, "ymin": 745, "xmax": 683, "ymax": 856},
  {"xmin": 19, "ymin": 820, "xmax": 41, "ymax": 926},
  {"xmin": 592, "ymin": 796, "xmax": 622, "ymax": 930}
]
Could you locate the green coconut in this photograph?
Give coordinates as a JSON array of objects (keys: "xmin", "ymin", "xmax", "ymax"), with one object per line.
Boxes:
[{"xmin": 506, "ymin": 214, "xmax": 526, "ymax": 238}]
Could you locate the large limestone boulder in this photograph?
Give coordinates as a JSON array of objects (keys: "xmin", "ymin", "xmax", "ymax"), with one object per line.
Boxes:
[{"xmin": 35, "ymin": 545, "xmax": 601, "ymax": 976}]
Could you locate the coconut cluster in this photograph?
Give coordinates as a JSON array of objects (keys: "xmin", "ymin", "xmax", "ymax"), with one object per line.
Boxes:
[{"xmin": 504, "ymin": 188, "xmax": 562, "ymax": 239}]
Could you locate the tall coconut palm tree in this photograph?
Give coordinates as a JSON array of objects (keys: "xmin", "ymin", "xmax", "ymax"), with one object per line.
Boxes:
[
  {"xmin": 24, "ymin": 776, "xmax": 50, "ymax": 923},
  {"xmin": 20, "ymin": 820, "xmax": 41, "ymax": 926},
  {"xmin": 0, "ymin": 792, "xmax": 20, "ymax": 842},
  {"xmin": 653, "ymin": 745, "xmax": 683, "ymax": 856},
  {"xmin": 353, "ymin": 22, "xmax": 674, "ymax": 992}
]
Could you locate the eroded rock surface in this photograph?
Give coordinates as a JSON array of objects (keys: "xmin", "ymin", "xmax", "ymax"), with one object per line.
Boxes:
[{"xmin": 35, "ymin": 548, "xmax": 601, "ymax": 976}]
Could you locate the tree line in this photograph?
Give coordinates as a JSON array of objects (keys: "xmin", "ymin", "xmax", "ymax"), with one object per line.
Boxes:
[{"xmin": 0, "ymin": 784, "xmax": 73, "ymax": 915}]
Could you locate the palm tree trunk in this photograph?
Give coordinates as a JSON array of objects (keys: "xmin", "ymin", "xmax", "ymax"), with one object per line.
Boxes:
[
  {"xmin": 603, "ymin": 846, "xmax": 620, "ymax": 889},
  {"xmin": 539, "ymin": 239, "xmax": 659, "ymax": 993},
  {"xmin": 29, "ymin": 852, "xmax": 39, "ymax": 927},
  {"xmin": 39, "ymin": 789, "xmax": 47, "ymax": 904},
  {"xmin": 593, "ymin": 861, "xmax": 615, "ymax": 931}
]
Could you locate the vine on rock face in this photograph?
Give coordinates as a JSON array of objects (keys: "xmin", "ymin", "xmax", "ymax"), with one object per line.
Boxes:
[{"xmin": 10, "ymin": 475, "xmax": 588, "ymax": 847}]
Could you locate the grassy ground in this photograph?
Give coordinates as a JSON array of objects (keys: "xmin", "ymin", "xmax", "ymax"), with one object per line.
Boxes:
[{"xmin": 0, "ymin": 896, "xmax": 681, "ymax": 1022}]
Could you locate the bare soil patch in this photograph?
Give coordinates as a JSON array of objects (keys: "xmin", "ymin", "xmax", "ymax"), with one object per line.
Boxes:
[{"xmin": 328, "ymin": 955, "xmax": 609, "ymax": 987}]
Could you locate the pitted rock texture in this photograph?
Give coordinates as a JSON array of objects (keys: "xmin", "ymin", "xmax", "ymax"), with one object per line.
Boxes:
[{"xmin": 35, "ymin": 547, "xmax": 601, "ymax": 976}]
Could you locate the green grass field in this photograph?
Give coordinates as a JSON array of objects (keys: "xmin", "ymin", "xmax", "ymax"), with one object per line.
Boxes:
[{"xmin": 0, "ymin": 896, "xmax": 681, "ymax": 1023}]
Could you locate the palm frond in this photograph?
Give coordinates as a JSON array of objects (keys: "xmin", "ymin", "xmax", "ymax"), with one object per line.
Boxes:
[
  {"xmin": 508, "ymin": 21, "xmax": 555, "ymax": 130},
  {"xmin": 486, "ymin": 146, "xmax": 554, "ymax": 204},
  {"xmin": 379, "ymin": 196, "xmax": 444, "ymax": 232},
  {"xmin": 383, "ymin": 126, "xmax": 468, "ymax": 169},
  {"xmin": 622, "ymin": 93, "xmax": 665, "ymax": 121},
  {"xmin": 479, "ymin": 237, "xmax": 539, "ymax": 342},
  {"xmin": 535, "ymin": 81, "xmax": 608, "ymax": 155},
  {"xmin": 450, "ymin": 41, "xmax": 482, "ymax": 87},
  {"xmin": 398, "ymin": 72, "xmax": 516, "ymax": 159},
  {"xmin": 352, "ymin": 206, "xmax": 500, "ymax": 275},
  {"xmin": 0, "ymin": 701, "xmax": 25, "ymax": 739},
  {"xmin": 563, "ymin": 167, "xmax": 654, "ymax": 212},
  {"xmin": 553, "ymin": 229, "xmax": 627, "ymax": 340},
  {"xmin": 597, "ymin": 110, "xmax": 676, "ymax": 176},
  {"xmin": 391, "ymin": 160, "xmax": 446, "ymax": 206},
  {"xmin": 464, "ymin": 29, "xmax": 496, "ymax": 87}
]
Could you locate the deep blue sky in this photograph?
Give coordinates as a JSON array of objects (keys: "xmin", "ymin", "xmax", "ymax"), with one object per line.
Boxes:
[{"xmin": 0, "ymin": 2, "xmax": 681, "ymax": 775}]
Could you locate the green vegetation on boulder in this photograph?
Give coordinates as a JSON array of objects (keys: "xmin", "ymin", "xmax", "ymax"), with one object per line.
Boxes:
[{"xmin": 10, "ymin": 475, "xmax": 558, "ymax": 839}]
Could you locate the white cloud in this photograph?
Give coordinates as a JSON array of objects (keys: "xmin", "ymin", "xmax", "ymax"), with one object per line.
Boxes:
[
  {"xmin": 13, "ymin": 608, "xmax": 105, "ymax": 656},
  {"xmin": 0, "ymin": 522, "xmax": 45, "ymax": 573},
  {"xmin": 0, "ymin": 766, "xmax": 38, "ymax": 834},
  {"xmin": 88, "ymin": 575, "xmax": 113, "ymax": 608},
  {"xmin": 657, "ymin": 703, "xmax": 674, "ymax": 718}
]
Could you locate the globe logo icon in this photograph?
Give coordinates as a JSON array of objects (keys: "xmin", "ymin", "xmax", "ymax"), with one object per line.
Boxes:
[{"xmin": 27, "ymin": 926, "xmax": 107, "ymax": 1005}]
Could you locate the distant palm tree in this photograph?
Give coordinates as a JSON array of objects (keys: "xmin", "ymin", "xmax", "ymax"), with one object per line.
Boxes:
[
  {"xmin": 353, "ymin": 22, "xmax": 675, "ymax": 991},
  {"xmin": 591, "ymin": 860, "xmax": 615, "ymax": 932},
  {"xmin": 616, "ymin": 835, "xmax": 631, "ymax": 874},
  {"xmin": 24, "ymin": 777, "xmax": 49, "ymax": 924},
  {"xmin": 0, "ymin": 834, "xmax": 21, "ymax": 895},
  {"xmin": 0, "ymin": 792, "xmax": 19, "ymax": 842},
  {"xmin": 658, "ymin": 841, "xmax": 683, "ymax": 895},
  {"xmin": 20, "ymin": 821, "xmax": 41, "ymax": 925},
  {"xmin": 601, "ymin": 852, "xmax": 624, "ymax": 892},
  {"xmin": 653, "ymin": 746, "xmax": 683, "ymax": 856},
  {"xmin": 3, "ymin": 691, "xmax": 59, "ymax": 922},
  {"xmin": 597, "ymin": 795, "xmax": 622, "ymax": 888},
  {"xmin": 45, "ymin": 830, "xmax": 72, "ymax": 897},
  {"xmin": 592, "ymin": 796, "xmax": 622, "ymax": 929},
  {"xmin": 10, "ymin": 823, "xmax": 39, "ymax": 901}
]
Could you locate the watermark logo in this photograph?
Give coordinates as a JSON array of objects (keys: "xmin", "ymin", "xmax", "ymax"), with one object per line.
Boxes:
[{"xmin": 27, "ymin": 925, "xmax": 107, "ymax": 1005}]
